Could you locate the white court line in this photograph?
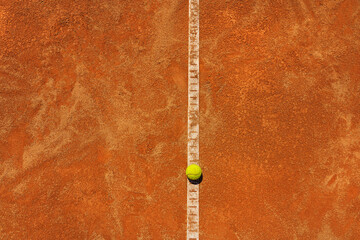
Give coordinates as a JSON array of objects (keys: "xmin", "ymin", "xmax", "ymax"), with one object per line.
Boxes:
[{"xmin": 187, "ymin": 0, "xmax": 200, "ymax": 239}]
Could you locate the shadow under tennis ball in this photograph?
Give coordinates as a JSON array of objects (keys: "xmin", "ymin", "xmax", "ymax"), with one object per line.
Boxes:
[{"xmin": 187, "ymin": 173, "xmax": 203, "ymax": 185}]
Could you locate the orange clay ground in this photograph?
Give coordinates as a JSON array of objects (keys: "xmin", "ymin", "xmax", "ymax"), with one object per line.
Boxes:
[{"xmin": 1, "ymin": 0, "xmax": 360, "ymax": 239}]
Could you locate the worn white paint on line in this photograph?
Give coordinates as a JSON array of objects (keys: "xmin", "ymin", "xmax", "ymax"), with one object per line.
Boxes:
[{"xmin": 187, "ymin": 0, "xmax": 200, "ymax": 239}]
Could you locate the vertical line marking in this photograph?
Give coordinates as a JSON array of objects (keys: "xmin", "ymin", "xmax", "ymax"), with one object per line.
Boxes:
[{"xmin": 187, "ymin": 0, "xmax": 199, "ymax": 239}]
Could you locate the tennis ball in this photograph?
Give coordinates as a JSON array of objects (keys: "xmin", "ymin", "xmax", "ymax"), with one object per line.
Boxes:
[{"xmin": 186, "ymin": 164, "xmax": 202, "ymax": 180}]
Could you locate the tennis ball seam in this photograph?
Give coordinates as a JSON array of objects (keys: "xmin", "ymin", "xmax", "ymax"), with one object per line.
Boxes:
[{"xmin": 186, "ymin": 164, "xmax": 202, "ymax": 180}]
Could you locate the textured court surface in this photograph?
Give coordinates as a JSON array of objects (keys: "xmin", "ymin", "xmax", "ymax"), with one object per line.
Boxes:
[{"xmin": 1, "ymin": 0, "xmax": 360, "ymax": 239}]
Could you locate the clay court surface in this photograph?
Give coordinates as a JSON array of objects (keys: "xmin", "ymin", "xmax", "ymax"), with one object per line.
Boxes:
[{"xmin": 1, "ymin": 0, "xmax": 360, "ymax": 239}]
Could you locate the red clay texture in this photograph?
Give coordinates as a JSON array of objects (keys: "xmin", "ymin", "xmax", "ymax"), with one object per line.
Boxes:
[
  {"xmin": 0, "ymin": 0, "xmax": 188, "ymax": 239},
  {"xmin": 200, "ymin": 0, "xmax": 360, "ymax": 239},
  {"xmin": 0, "ymin": 0, "xmax": 360, "ymax": 239}
]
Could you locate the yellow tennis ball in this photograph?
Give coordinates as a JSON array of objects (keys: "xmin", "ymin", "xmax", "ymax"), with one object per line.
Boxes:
[{"xmin": 186, "ymin": 164, "xmax": 202, "ymax": 180}]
